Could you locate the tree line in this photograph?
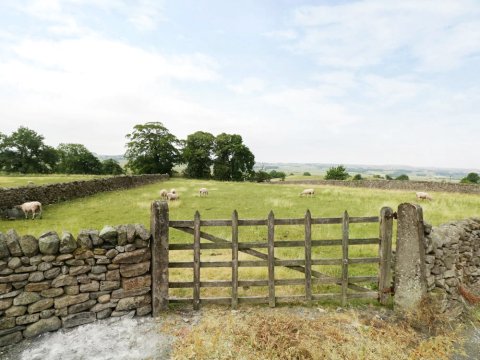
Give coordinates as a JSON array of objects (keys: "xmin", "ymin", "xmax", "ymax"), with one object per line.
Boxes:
[{"xmin": 0, "ymin": 122, "xmax": 256, "ymax": 181}]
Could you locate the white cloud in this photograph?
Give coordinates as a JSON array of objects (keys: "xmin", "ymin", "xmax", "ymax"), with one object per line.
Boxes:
[
  {"xmin": 289, "ymin": 0, "xmax": 480, "ymax": 71},
  {"xmin": 263, "ymin": 30, "xmax": 298, "ymax": 41},
  {"xmin": 228, "ymin": 77, "xmax": 266, "ymax": 94}
]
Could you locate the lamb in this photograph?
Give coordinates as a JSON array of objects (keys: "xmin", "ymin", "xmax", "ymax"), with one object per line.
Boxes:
[
  {"xmin": 416, "ymin": 191, "xmax": 433, "ymax": 201},
  {"xmin": 17, "ymin": 201, "xmax": 42, "ymax": 219},
  {"xmin": 167, "ymin": 192, "xmax": 179, "ymax": 201},
  {"xmin": 199, "ymin": 188, "xmax": 208, "ymax": 196},
  {"xmin": 300, "ymin": 189, "xmax": 315, "ymax": 197},
  {"xmin": 160, "ymin": 189, "xmax": 168, "ymax": 200}
]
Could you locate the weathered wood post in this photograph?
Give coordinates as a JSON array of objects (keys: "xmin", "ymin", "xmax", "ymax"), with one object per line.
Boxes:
[
  {"xmin": 267, "ymin": 210, "xmax": 275, "ymax": 308},
  {"xmin": 151, "ymin": 200, "xmax": 169, "ymax": 316},
  {"xmin": 379, "ymin": 207, "xmax": 394, "ymax": 305},
  {"xmin": 341, "ymin": 210, "xmax": 350, "ymax": 307},
  {"xmin": 304, "ymin": 209, "xmax": 312, "ymax": 303},
  {"xmin": 231, "ymin": 210, "xmax": 239, "ymax": 309},
  {"xmin": 394, "ymin": 203, "xmax": 427, "ymax": 312},
  {"xmin": 193, "ymin": 211, "xmax": 201, "ymax": 310}
]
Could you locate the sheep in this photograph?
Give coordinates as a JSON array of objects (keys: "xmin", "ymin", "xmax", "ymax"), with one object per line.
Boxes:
[
  {"xmin": 300, "ymin": 189, "xmax": 315, "ymax": 197},
  {"xmin": 199, "ymin": 188, "xmax": 208, "ymax": 197},
  {"xmin": 416, "ymin": 191, "xmax": 433, "ymax": 201},
  {"xmin": 160, "ymin": 189, "xmax": 168, "ymax": 200},
  {"xmin": 167, "ymin": 192, "xmax": 179, "ymax": 201},
  {"xmin": 170, "ymin": 188, "xmax": 177, "ymax": 194},
  {"xmin": 17, "ymin": 201, "xmax": 42, "ymax": 219}
]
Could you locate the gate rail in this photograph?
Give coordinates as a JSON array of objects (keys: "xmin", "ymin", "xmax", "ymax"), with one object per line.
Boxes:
[{"xmin": 150, "ymin": 202, "xmax": 394, "ymax": 314}]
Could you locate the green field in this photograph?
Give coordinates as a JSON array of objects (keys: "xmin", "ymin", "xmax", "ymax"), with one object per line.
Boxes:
[{"xmin": 1, "ymin": 177, "xmax": 479, "ymax": 300}]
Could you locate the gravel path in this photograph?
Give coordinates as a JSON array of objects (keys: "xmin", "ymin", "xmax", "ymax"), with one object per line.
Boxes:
[{"xmin": 0, "ymin": 316, "xmax": 175, "ymax": 360}]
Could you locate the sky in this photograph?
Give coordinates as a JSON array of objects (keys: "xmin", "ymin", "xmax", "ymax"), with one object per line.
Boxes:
[{"xmin": 0, "ymin": 0, "xmax": 479, "ymax": 170}]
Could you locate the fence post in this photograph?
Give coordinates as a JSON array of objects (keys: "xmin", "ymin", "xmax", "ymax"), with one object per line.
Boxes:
[
  {"xmin": 267, "ymin": 210, "xmax": 275, "ymax": 308},
  {"xmin": 231, "ymin": 210, "xmax": 239, "ymax": 309},
  {"xmin": 304, "ymin": 209, "xmax": 312, "ymax": 303},
  {"xmin": 341, "ymin": 211, "xmax": 349, "ymax": 307},
  {"xmin": 193, "ymin": 211, "xmax": 201, "ymax": 310},
  {"xmin": 394, "ymin": 203, "xmax": 427, "ymax": 312},
  {"xmin": 379, "ymin": 207, "xmax": 394, "ymax": 305},
  {"xmin": 151, "ymin": 200, "xmax": 169, "ymax": 316}
]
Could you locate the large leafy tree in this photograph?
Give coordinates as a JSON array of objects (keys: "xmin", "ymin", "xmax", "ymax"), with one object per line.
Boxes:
[
  {"xmin": 213, "ymin": 133, "xmax": 255, "ymax": 181},
  {"xmin": 324, "ymin": 165, "xmax": 350, "ymax": 180},
  {"xmin": 0, "ymin": 127, "xmax": 58, "ymax": 173},
  {"xmin": 182, "ymin": 131, "xmax": 215, "ymax": 179},
  {"xmin": 101, "ymin": 159, "xmax": 124, "ymax": 175},
  {"xmin": 56, "ymin": 143, "xmax": 102, "ymax": 174},
  {"xmin": 125, "ymin": 122, "xmax": 181, "ymax": 175},
  {"xmin": 460, "ymin": 172, "xmax": 479, "ymax": 184}
]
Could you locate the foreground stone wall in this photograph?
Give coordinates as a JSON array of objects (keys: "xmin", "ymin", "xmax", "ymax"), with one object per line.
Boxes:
[
  {"xmin": 424, "ymin": 218, "xmax": 480, "ymax": 313},
  {"xmin": 276, "ymin": 179, "xmax": 480, "ymax": 194},
  {"xmin": 0, "ymin": 174, "xmax": 169, "ymax": 211},
  {"xmin": 0, "ymin": 224, "xmax": 152, "ymax": 347}
]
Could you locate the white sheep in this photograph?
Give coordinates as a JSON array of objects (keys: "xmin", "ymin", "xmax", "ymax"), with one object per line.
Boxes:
[
  {"xmin": 170, "ymin": 188, "xmax": 177, "ymax": 194},
  {"xmin": 167, "ymin": 192, "xmax": 179, "ymax": 201},
  {"xmin": 300, "ymin": 189, "xmax": 315, "ymax": 197},
  {"xmin": 416, "ymin": 191, "xmax": 433, "ymax": 201},
  {"xmin": 17, "ymin": 201, "xmax": 42, "ymax": 219},
  {"xmin": 199, "ymin": 188, "xmax": 208, "ymax": 196},
  {"xmin": 159, "ymin": 189, "xmax": 168, "ymax": 200}
]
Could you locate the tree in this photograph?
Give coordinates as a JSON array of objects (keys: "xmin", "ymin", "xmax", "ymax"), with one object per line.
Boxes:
[
  {"xmin": 101, "ymin": 159, "xmax": 124, "ymax": 175},
  {"xmin": 182, "ymin": 131, "xmax": 215, "ymax": 179},
  {"xmin": 324, "ymin": 165, "xmax": 349, "ymax": 180},
  {"xmin": 56, "ymin": 143, "xmax": 102, "ymax": 174},
  {"xmin": 353, "ymin": 174, "xmax": 362, "ymax": 180},
  {"xmin": 395, "ymin": 174, "xmax": 409, "ymax": 181},
  {"xmin": 0, "ymin": 127, "xmax": 58, "ymax": 173},
  {"xmin": 303, "ymin": 172, "xmax": 311, "ymax": 176},
  {"xmin": 269, "ymin": 170, "xmax": 286, "ymax": 181},
  {"xmin": 125, "ymin": 122, "xmax": 181, "ymax": 175},
  {"xmin": 213, "ymin": 133, "xmax": 255, "ymax": 181},
  {"xmin": 385, "ymin": 175, "xmax": 393, "ymax": 180},
  {"xmin": 460, "ymin": 172, "xmax": 479, "ymax": 184},
  {"xmin": 254, "ymin": 170, "xmax": 272, "ymax": 183}
]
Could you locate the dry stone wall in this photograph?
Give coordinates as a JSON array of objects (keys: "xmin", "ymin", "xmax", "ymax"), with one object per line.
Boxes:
[
  {"xmin": 0, "ymin": 224, "xmax": 152, "ymax": 347},
  {"xmin": 277, "ymin": 179, "xmax": 480, "ymax": 194},
  {"xmin": 423, "ymin": 218, "xmax": 480, "ymax": 313},
  {"xmin": 0, "ymin": 174, "xmax": 169, "ymax": 211}
]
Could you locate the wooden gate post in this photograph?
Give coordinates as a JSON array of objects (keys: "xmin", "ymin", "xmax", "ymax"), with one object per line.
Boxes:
[
  {"xmin": 379, "ymin": 207, "xmax": 394, "ymax": 305},
  {"xmin": 151, "ymin": 200, "xmax": 169, "ymax": 316}
]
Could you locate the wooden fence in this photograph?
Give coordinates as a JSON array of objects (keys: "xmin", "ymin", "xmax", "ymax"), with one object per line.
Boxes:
[{"xmin": 151, "ymin": 201, "xmax": 394, "ymax": 314}]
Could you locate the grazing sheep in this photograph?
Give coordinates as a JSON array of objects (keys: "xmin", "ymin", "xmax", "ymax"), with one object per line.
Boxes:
[
  {"xmin": 160, "ymin": 189, "xmax": 168, "ymax": 200},
  {"xmin": 416, "ymin": 191, "xmax": 433, "ymax": 201},
  {"xmin": 300, "ymin": 189, "xmax": 315, "ymax": 197},
  {"xmin": 17, "ymin": 201, "xmax": 42, "ymax": 219},
  {"xmin": 199, "ymin": 188, "xmax": 208, "ymax": 196},
  {"xmin": 167, "ymin": 192, "xmax": 179, "ymax": 201}
]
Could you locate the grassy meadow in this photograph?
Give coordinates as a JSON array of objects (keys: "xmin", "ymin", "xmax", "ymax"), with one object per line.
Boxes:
[{"xmin": 1, "ymin": 177, "xmax": 479, "ymax": 302}]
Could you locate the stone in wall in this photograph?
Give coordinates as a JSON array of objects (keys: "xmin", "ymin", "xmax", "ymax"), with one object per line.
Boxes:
[
  {"xmin": 0, "ymin": 223, "xmax": 152, "ymax": 347},
  {"xmin": 424, "ymin": 218, "xmax": 480, "ymax": 315}
]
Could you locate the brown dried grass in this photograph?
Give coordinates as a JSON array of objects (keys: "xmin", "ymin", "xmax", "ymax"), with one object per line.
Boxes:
[{"xmin": 170, "ymin": 305, "xmax": 463, "ymax": 360}]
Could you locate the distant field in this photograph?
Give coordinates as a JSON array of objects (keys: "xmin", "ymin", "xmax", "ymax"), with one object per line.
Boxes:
[{"xmin": 0, "ymin": 174, "xmax": 110, "ymax": 188}]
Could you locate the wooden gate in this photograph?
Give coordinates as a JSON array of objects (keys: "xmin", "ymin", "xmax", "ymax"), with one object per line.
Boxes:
[{"xmin": 151, "ymin": 201, "xmax": 394, "ymax": 314}]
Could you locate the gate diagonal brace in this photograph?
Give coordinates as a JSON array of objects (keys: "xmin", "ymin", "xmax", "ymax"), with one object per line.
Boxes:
[{"xmin": 173, "ymin": 226, "xmax": 371, "ymax": 293}]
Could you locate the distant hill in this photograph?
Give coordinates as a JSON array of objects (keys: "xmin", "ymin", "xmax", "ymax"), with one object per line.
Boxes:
[{"xmin": 254, "ymin": 162, "xmax": 479, "ymax": 182}]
